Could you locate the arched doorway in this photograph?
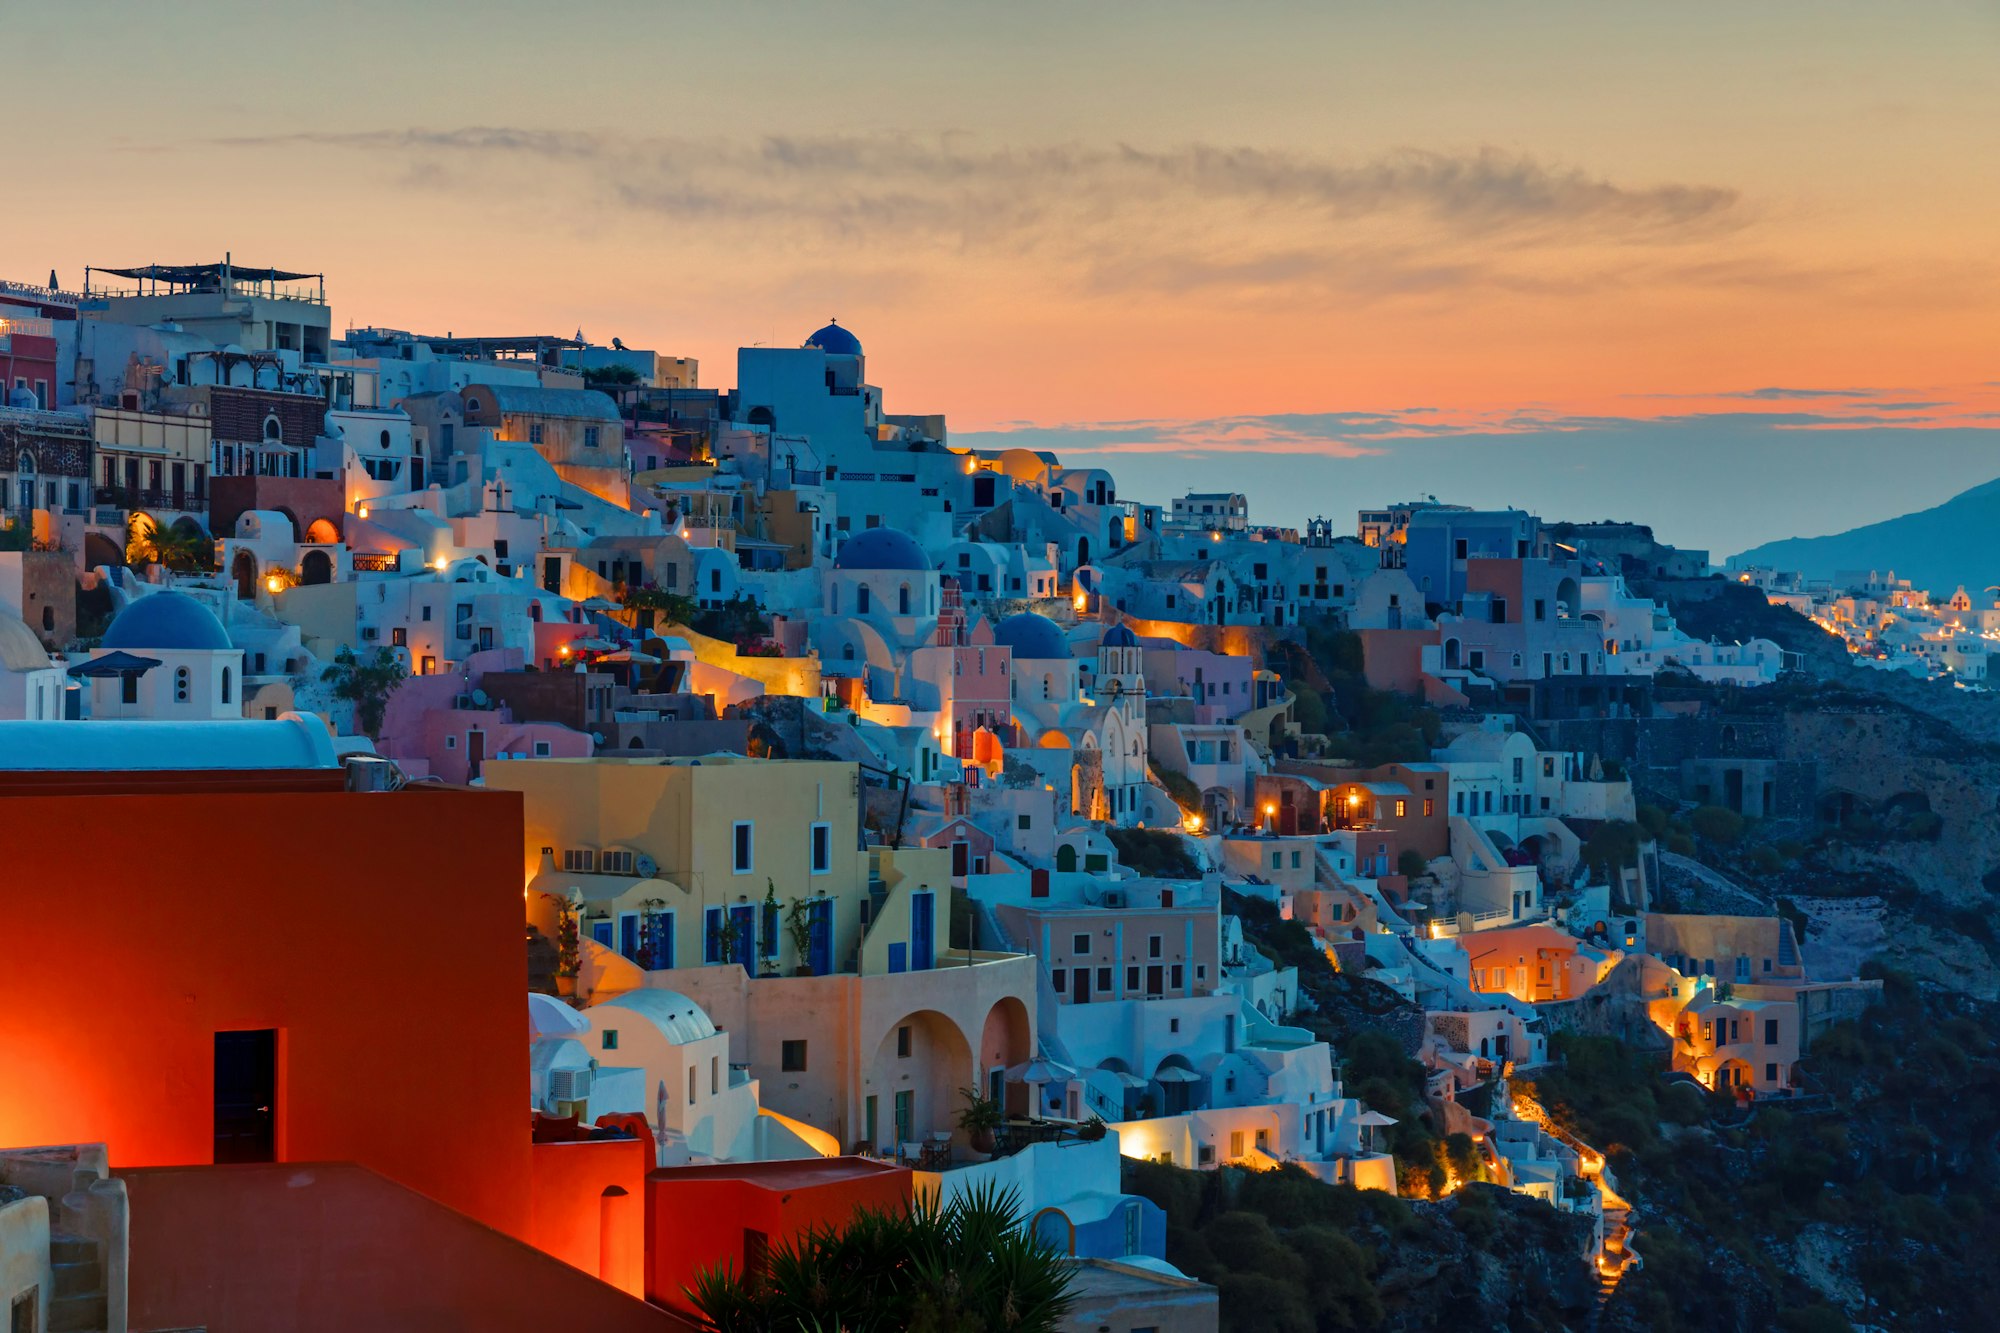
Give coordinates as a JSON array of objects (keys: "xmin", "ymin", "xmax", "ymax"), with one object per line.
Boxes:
[
  {"xmin": 84, "ymin": 532, "xmax": 123, "ymax": 570},
  {"xmin": 232, "ymin": 549, "xmax": 258, "ymax": 599},
  {"xmin": 305, "ymin": 517, "xmax": 340, "ymax": 544},
  {"xmin": 979, "ymin": 997, "xmax": 1033, "ymax": 1107},
  {"xmin": 300, "ymin": 550, "xmax": 334, "ymax": 585},
  {"xmin": 870, "ymin": 1010, "xmax": 973, "ymax": 1151},
  {"xmin": 1055, "ymin": 844, "xmax": 1077, "ymax": 873}
]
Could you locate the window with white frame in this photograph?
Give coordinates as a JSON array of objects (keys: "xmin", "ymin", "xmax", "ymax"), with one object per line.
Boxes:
[
  {"xmin": 600, "ymin": 850, "xmax": 635, "ymax": 875},
  {"xmin": 563, "ymin": 849, "xmax": 595, "ymax": 873},
  {"xmin": 733, "ymin": 821, "xmax": 754, "ymax": 873},
  {"xmin": 809, "ymin": 822, "xmax": 831, "ymax": 874}
]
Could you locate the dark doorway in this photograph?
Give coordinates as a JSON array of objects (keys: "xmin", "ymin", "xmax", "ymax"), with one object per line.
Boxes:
[
  {"xmin": 214, "ymin": 1029, "xmax": 277, "ymax": 1163},
  {"xmin": 300, "ymin": 549, "xmax": 334, "ymax": 585},
  {"xmin": 1073, "ymin": 968, "xmax": 1091, "ymax": 1003},
  {"xmin": 466, "ymin": 730, "xmax": 486, "ymax": 781},
  {"xmin": 542, "ymin": 557, "xmax": 563, "ymax": 594}
]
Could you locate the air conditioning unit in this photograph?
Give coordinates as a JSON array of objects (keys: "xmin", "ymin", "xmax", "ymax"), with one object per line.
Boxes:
[
  {"xmin": 1102, "ymin": 890, "xmax": 1127, "ymax": 909},
  {"xmin": 549, "ymin": 1067, "xmax": 592, "ymax": 1103}
]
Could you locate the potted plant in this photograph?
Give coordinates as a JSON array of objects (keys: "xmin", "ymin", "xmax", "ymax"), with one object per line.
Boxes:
[
  {"xmin": 547, "ymin": 894, "xmax": 581, "ymax": 998},
  {"xmin": 957, "ymin": 1086, "xmax": 1003, "ymax": 1154},
  {"xmin": 710, "ymin": 912, "xmax": 741, "ymax": 968},
  {"xmin": 758, "ymin": 880, "xmax": 782, "ymax": 977},
  {"xmin": 786, "ymin": 895, "xmax": 815, "ymax": 976},
  {"xmin": 1078, "ymin": 1114, "xmax": 1108, "ymax": 1142}
]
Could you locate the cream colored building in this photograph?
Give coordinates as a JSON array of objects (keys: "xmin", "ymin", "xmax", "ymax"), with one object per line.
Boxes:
[{"xmin": 492, "ymin": 755, "xmax": 1042, "ymax": 1154}]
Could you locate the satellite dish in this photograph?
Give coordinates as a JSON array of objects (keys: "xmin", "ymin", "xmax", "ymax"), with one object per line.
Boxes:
[
  {"xmin": 635, "ymin": 853, "xmax": 658, "ymax": 879},
  {"xmin": 470, "ymin": 688, "xmax": 489, "ymax": 706}
]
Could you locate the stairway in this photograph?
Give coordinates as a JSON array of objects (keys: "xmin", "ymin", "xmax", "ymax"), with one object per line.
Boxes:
[{"xmin": 48, "ymin": 1232, "xmax": 106, "ymax": 1333}]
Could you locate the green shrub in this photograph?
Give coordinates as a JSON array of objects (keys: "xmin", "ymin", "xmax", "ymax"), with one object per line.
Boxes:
[{"xmin": 1689, "ymin": 804, "xmax": 1746, "ymax": 844}]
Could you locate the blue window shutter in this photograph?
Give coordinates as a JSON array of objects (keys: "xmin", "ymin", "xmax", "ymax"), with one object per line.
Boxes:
[
  {"xmin": 888, "ymin": 943, "xmax": 908, "ymax": 974},
  {"xmin": 912, "ymin": 891, "xmax": 935, "ymax": 971}
]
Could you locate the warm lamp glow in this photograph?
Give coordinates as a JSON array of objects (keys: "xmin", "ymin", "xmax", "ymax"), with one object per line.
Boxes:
[
  {"xmin": 357, "ymin": 505, "xmax": 370, "ymax": 519},
  {"xmin": 558, "ymin": 643, "xmax": 572, "ymax": 658},
  {"xmin": 264, "ymin": 573, "xmax": 284, "ymax": 594},
  {"xmin": 433, "ymin": 557, "xmax": 450, "ymax": 572}
]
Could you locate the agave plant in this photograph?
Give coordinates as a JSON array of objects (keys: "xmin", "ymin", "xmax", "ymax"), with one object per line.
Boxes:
[{"xmin": 686, "ymin": 1181, "xmax": 1073, "ymax": 1333}]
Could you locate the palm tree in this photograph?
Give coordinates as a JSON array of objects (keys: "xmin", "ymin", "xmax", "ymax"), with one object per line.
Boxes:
[
  {"xmin": 126, "ymin": 513, "xmax": 211, "ymax": 572},
  {"xmin": 688, "ymin": 1181, "xmax": 1073, "ymax": 1333},
  {"xmin": 321, "ymin": 645, "xmax": 409, "ymax": 739}
]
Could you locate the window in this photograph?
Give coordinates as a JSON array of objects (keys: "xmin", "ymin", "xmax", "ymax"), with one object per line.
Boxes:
[
  {"xmin": 1148, "ymin": 935, "xmax": 1162, "ymax": 958},
  {"xmin": 528, "ymin": 423, "xmax": 544, "ymax": 444},
  {"xmin": 733, "ymin": 821, "xmax": 754, "ymax": 873},
  {"xmin": 1511, "ymin": 758, "xmax": 1524, "ymax": 782},
  {"xmin": 1126, "ymin": 966, "xmax": 1140, "ymax": 991},
  {"xmin": 897, "ymin": 1025, "xmax": 912, "ymax": 1058},
  {"xmin": 781, "ymin": 1040, "xmax": 808, "ymax": 1072},
  {"xmin": 1764, "ymin": 1019, "xmax": 1779, "ymax": 1045},
  {"xmin": 1171, "ymin": 964, "xmax": 1184, "ymax": 989},
  {"xmin": 534, "ymin": 740, "xmax": 552, "ymax": 757},
  {"xmin": 1394, "ymin": 799, "xmax": 1407, "ymax": 818},
  {"xmin": 563, "ymin": 849, "xmax": 595, "ymax": 873},
  {"xmin": 810, "ymin": 822, "xmax": 832, "ymax": 874},
  {"xmin": 1017, "ymin": 814, "xmax": 1031, "ymax": 830},
  {"xmin": 688, "ymin": 1068, "xmax": 697, "ymax": 1104},
  {"xmin": 1765, "ymin": 1063, "xmax": 1778, "ymax": 1083},
  {"xmin": 1052, "ymin": 968, "xmax": 1067, "ymax": 993},
  {"xmin": 1098, "ymin": 967, "xmax": 1113, "ymax": 993},
  {"xmin": 1072, "ymin": 933, "xmax": 1091, "ymax": 955},
  {"xmin": 174, "ymin": 666, "xmax": 190, "ymax": 702},
  {"xmin": 601, "ymin": 1030, "xmax": 619, "ymax": 1051},
  {"xmin": 583, "ymin": 426, "xmax": 599, "ymax": 448},
  {"xmin": 1423, "ymin": 798, "xmax": 1434, "ymax": 817},
  {"xmin": 220, "ymin": 667, "xmax": 233, "ymax": 704}
]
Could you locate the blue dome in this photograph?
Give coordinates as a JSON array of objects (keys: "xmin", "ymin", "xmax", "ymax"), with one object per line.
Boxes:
[
  {"xmin": 835, "ymin": 528, "xmax": 930, "ymax": 572},
  {"xmin": 805, "ymin": 321, "xmax": 863, "ymax": 356},
  {"xmin": 102, "ymin": 591, "xmax": 232, "ymax": 652},
  {"xmin": 994, "ymin": 613, "xmax": 1071, "ymax": 661},
  {"xmin": 1101, "ymin": 624, "xmax": 1138, "ymax": 649}
]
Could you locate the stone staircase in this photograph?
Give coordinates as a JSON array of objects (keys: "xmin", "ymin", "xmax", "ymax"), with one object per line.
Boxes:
[{"xmin": 48, "ymin": 1232, "xmax": 106, "ymax": 1333}]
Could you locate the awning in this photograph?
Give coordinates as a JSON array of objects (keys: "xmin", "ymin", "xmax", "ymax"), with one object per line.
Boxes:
[{"xmin": 1152, "ymin": 1066, "xmax": 1202, "ymax": 1085}]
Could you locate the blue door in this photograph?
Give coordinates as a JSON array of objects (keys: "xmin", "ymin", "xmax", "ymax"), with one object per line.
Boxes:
[
  {"xmin": 618, "ymin": 912, "xmax": 640, "ymax": 962},
  {"xmin": 808, "ymin": 898, "xmax": 834, "ymax": 976},
  {"xmin": 704, "ymin": 907, "xmax": 725, "ymax": 963},
  {"xmin": 591, "ymin": 919, "xmax": 614, "ymax": 950},
  {"xmin": 888, "ymin": 943, "xmax": 907, "ymax": 974},
  {"xmin": 911, "ymin": 891, "xmax": 935, "ymax": 971},
  {"xmin": 645, "ymin": 910, "xmax": 675, "ymax": 969},
  {"xmin": 731, "ymin": 904, "xmax": 758, "ymax": 973}
]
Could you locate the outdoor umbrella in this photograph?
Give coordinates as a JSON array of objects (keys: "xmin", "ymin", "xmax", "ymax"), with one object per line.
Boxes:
[
  {"xmin": 1006, "ymin": 1057, "xmax": 1077, "ymax": 1119},
  {"xmin": 1151, "ymin": 1066, "xmax": 1202, "ymax": 1084},
  {"xmin": 1355, "ymin": 1108, "xmax": 1398, "ymax": 1153}
]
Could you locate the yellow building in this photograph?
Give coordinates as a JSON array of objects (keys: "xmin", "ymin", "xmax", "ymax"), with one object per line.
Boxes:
[
  {"xmin": 492, "ymin": 755, "xmax": 1038, "ymax": 1151},
  {"xmin": 493, "ymin": 756, "xmax": 943, "ymax": 980}
]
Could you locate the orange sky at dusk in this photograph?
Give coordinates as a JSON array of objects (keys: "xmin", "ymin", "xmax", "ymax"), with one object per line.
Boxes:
[{"xmin": 5, "ymin": 1, "xmax": 1996, "ymax": 547}]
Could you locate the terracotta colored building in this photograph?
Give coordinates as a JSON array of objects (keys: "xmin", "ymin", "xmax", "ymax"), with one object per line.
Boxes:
[
  {"xmin": 0, "ymin": 750, "xmax": 651, "ymax": 1309},
  {"xmin": 645, "ymin": 1157, "xmax": 911, "ymax": 1315}
]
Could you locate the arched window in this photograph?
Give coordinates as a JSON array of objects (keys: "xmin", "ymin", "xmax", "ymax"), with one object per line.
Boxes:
[
  {"xmin": 174, "ymin": 666, "xmax": 190, "ymax": 702},
  {"xmin": 898, "ymin": 583, "xmax": 911, "ymax": 615},
  {"xmin": 17, "ymin": 450, "xmax": 33, "ymax": 474},
  {"xmin": 857, "ymin": 586, "xmax": 871, "ymax": 615},
  {"xmin": 263, "ymin": 416, "xmax": 283, "ymax": 442},
  {"xmin": 220, "ymin": 667, "xmax": 233, "ymax": 705},
  {"xmin": 379, "ymin": 429, "xmax": 391, "ymax": 449}
]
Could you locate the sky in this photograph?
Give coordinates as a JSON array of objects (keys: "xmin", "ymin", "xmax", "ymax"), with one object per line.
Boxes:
[{"xmin": 5, "ymin": 0, "xmax": 1997, "ymax": 556}]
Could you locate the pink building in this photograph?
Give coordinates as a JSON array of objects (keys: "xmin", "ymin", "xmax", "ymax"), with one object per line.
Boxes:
[
  {"xmin": 911, "ymin": 580, "xmax": 1013, "ymax": 760},
  {"xmin": 376, "ymin": 647, "xmax": 594, "ymax": 782}
]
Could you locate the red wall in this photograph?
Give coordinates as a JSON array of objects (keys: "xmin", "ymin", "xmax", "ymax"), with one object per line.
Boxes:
[
  {"xmin": 532, "ymin": 1137, "xmax": 649, "ymax": 1296},
  {"xmin": 121, "ymin": 1162, "xmax": 686, "ymax": 1333},
  {"xmin": 0, "ymin": 780, "xmax": 535, "ymax": 1240},
  {"xmin": 644, "ymin": 1160, "xmax": 911, "ymax": 1312}
]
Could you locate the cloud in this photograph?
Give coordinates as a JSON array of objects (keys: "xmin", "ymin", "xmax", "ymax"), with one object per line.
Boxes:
[{"xmin": 209, "ymin": 126, "xmax": 1749, "ymax": 302}]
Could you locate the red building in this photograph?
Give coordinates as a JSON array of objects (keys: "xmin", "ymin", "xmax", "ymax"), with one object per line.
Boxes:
[
  {"xmin": 0, "ymin": 750, "xmax": 662, "ymax": 1324},
  {"xmin": 645, "ymin": 1158, "xmax": 911, "ymax": 1315},
  {"xmin": 0, "ymin": 318, "xmax": 59, "ymax": 409}
]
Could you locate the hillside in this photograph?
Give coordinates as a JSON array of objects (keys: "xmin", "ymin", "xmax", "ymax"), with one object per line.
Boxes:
[{"xmin": 1730, "ymin": 475, "xmax": 2000, "ymax": 592}]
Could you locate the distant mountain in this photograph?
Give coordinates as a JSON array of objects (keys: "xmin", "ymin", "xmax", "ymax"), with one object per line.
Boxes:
[{"xmin": 1731, "ymin": 475, "xmax": 2000, "ymax": 594}]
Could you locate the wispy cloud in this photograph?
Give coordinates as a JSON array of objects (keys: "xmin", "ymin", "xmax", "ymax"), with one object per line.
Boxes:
[{"xmin": 209, "ymin": 126, "xmax": 1751, "ymax": 303}]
